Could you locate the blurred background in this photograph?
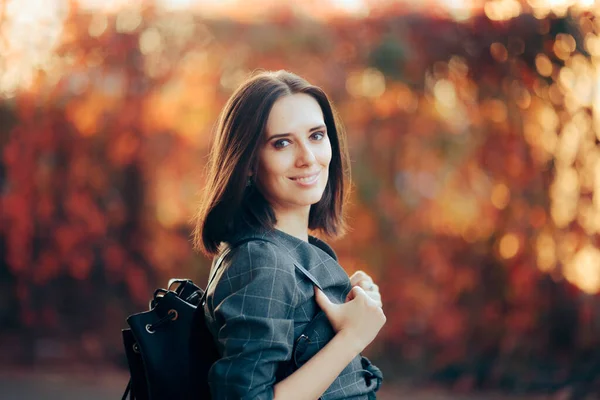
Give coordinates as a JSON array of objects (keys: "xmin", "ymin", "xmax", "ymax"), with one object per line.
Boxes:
[{"xmin": 2, "ymin": 0, "xmax": 600, "ymax": 399}]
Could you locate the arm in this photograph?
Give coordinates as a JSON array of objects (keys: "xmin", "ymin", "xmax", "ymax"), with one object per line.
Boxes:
[
  {"xmin": 208, "ymin": 241, "xmax": 297, "ymax": 400},
  {"xmin": 274, "ymin": 286, "xmax": 387, "ymax": 400},
  {"xmin": 273, "ymin": 330, "xmax": 360, "ymax": 400}
]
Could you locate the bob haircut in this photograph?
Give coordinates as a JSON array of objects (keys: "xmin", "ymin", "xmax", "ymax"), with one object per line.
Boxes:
[{"xmin": 193, "ymin": 70, "xmax": 350, "ymax": 256}]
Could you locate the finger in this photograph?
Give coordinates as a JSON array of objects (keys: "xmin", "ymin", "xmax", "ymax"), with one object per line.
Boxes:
[
  {"xmin": 350, "ymin": 270, "xmax": 371, "ymax": 286},
  {"xmin": 355, "ymin": 279, "xmax": 378, "ymax": 292},
  {"xmin": 350, "ymin": 270, "xmax": 372, "ymax": 287},
  {"xmin": 346, "ymin": 285, "xmax": 364, "ymax": 302},
  {"xmin": 357, "ymin": 287, "xmax": 381, "ymax": 307},
  {"xmin": 345, "ymin": 285, "xmax": 362, "ymax": 302},
  {"xmin": 348, "ymin": 285, "xmax": 369, "ymax": 302},
  {"xmin": 366, "ymin": 291, "xmax": 381, "ymax": 302},
  {"xmin": 314, "ymin": 286, "xmax": 334, "ymax": 311},
  {"xmin": 366, "ymin": 292, "xmax": 382, "ymax": 308}
]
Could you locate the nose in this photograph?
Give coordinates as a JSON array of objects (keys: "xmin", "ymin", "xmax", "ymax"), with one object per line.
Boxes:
[{"xmin": 295, "ymin": 141, "xmax": 317, "ymax": 167}]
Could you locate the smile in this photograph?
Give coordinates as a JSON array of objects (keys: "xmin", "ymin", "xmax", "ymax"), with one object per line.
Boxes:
[{"xmin": 290, "ymin": 172, "xmax": 320, "ymax": 186}]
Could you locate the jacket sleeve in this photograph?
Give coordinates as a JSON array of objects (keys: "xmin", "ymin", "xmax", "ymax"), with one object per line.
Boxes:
[{"xmin": 207, "ymin": 240, "xmax": 298, "ymax": 400}]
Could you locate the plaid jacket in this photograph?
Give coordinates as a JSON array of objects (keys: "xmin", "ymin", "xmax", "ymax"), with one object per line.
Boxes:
[{"xmin": 203, "ymin": 227, "xmax": 383, "ymax": 400}]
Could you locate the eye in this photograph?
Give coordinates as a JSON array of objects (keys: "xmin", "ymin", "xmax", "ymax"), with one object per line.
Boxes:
[
  {"xmin": 311, "ymin": 131, "xmax": 326, "ymax": 141},
  {"xmin": 273, "ymin": 139, "xmax": 291, "ymax": 149}
]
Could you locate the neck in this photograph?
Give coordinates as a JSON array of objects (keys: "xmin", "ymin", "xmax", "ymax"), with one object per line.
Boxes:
[{"xmin": 273, "ymin": 206, "xmax": 311, "ymax": 242}]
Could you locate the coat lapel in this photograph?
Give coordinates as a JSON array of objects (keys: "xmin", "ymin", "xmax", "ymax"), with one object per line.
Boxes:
[
  {"xmin": 225, "ymin": 228, "xmax": 331, "ymax": 291},
  {"xmin": 257, "ymin": 229, "xmax": 351, "ymax": 304}
]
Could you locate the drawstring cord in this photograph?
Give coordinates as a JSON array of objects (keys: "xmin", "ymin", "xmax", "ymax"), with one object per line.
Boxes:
[{"xmin": 146, "ymin": 309, "xmax": 178, "ymax": 333}]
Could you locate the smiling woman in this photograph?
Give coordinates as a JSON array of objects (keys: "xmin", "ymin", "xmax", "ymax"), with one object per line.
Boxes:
[
  {"xmin": 194, "ymin": 71, "xmax": 350, "ymax": 254},
  {"xmin": 192, "ymin": 70, "xmax": 385, "ymax": 399}
]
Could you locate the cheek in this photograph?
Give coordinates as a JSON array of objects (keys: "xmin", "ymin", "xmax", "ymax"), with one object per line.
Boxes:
[
  {"xmin": 258, "ymin": 152, "xmax": 289, "ymax": 183},
  {"xmin": 319, "ymin": 143, "xmax": 333, "ymax": 166}
]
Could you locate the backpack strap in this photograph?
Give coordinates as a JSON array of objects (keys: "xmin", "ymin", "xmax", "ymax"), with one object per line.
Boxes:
[{"xmin": 200, "ymin": 236, "xmax": 323, "ymax": 306}]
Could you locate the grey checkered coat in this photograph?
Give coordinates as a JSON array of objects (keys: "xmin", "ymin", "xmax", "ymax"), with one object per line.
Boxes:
[{"xmin": 203, "ymin": 227, "xmax": 383, "ymax": 400}]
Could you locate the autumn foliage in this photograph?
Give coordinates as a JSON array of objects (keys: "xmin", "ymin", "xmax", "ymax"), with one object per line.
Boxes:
[{"xmin": 2, "ymin": 2, "xmax": 600, "ymax": 394}]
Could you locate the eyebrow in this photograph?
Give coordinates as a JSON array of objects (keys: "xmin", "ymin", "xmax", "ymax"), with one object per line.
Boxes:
[{"xmin": 266, "ymin": 124, "xmax": 327, "ymax": 141}]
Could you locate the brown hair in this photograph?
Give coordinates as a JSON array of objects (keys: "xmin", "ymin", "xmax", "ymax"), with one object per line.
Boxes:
[{"xmin": 193, "ymin": 70, "xmax": 350, "ymax": 256}]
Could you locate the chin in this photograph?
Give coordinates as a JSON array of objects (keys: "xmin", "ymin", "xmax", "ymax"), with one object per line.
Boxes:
[{"xmin": 297, "ymin": 191, "xmax": 325, "ymax": 206}]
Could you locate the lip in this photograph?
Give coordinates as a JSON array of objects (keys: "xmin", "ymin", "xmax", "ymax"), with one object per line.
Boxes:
[{"xmin": 289, "ymin": 171, "xmax": 320, "ymax": 186}]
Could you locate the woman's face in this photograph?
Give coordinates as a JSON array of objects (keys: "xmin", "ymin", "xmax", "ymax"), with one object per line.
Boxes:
[{"xmin": 256, "ymin": 93, "xmax": 332, "ymax": 216}]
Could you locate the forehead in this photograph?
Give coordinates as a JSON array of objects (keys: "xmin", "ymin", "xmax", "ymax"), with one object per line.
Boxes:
[{"xmin": 266, "ymin": 93, "xmax": 325, "ymax": 134}]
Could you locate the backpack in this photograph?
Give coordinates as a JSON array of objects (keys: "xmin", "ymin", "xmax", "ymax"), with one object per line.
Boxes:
[{"xmin": 121, "ymin": 237, "xmax": 269, "ymax": 400}]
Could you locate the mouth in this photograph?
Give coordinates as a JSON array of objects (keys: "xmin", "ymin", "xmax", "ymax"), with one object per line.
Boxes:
[{"xmin": 289, "ymin": 171, "xmax": 320, "ymax": 185}]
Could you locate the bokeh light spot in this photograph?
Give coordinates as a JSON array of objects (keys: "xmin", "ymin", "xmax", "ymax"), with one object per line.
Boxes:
[
  {"xmin": 499, "ymin": 233, "xmax": 520, "ymax": 259},
  {"xmin": 490, "ymin": 42, "xmax": 508, "ymax": 62},
  {"xmin": 535, "ymin": 54, "xmax": 553, "ymax": 77},
  {"xmin": 491, "ymin": 183, "xmax": 510, "ymax": 209},
  {"xmin": 565, "ymin": 245, "xmax": 600, "ymax": 294}
]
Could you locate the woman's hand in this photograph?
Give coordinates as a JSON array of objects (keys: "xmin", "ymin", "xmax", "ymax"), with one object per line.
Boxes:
[
  {"xmin": 349, "ymin": 270, "xmax": 382, "ymax": 308},
  {"xmin": 314, "ymin": 286, "xmax": 386, "ymax": 354}
]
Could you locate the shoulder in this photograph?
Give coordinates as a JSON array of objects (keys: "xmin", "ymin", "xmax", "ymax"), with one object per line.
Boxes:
[
  {"xmin": 211, "ymin": 239, "xmax": 299, "ymax": 312},
  {"xmin": 308, "ymin": 235, "xmax": 338, "ymax": 261},
  {"xmin": 224, "ymin": 239, "xmax": 296, "ymax": 280}
]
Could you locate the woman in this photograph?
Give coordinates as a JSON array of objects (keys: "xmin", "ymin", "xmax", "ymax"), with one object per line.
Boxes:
[{"xmin": 193, "ymin": 70, "xmax": 386, "ymax": 400}]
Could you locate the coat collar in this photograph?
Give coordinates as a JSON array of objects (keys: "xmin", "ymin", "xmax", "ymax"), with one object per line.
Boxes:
[
  {"xmin": 223, "ymin": 226, "xmax": 352, "ymax": 299},
  {"xmin": 225, "ymin": 226, "xmax": 339, "ymax": 285}
]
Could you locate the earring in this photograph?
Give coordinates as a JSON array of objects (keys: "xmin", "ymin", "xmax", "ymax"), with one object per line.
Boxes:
[{"xmin": 246, "ymin": 177, "xmax": 253, "ymax": 187}]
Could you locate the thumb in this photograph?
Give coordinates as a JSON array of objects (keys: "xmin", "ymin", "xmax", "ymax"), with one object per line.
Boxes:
[
  {"xmin": 314, "ymin": 286, "xmax": 335, "ymax": 312},
  {"xmin": 346, "ymin": 285, "xmax": 365, "ymax": 302}
]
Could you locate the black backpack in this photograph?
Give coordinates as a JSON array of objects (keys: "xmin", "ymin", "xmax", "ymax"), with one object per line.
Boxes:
[{"xmin": 121, "ymin": 238, "xmax": 269, "ymax": 400}]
